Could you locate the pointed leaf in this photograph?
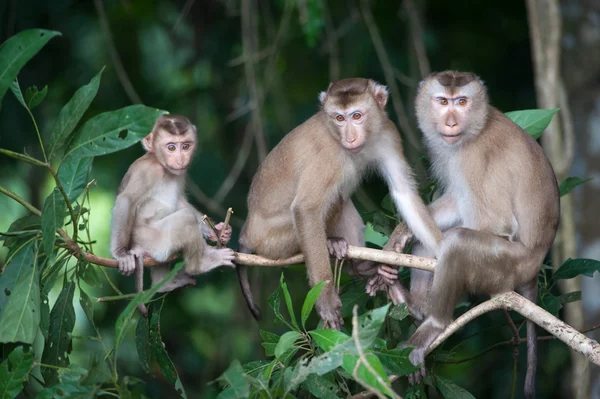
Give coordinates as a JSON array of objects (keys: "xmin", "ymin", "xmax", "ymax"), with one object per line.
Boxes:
[
  {"xmin": 217, "ymin": 360, "xmax": 249, "ymax": 399},
  {"xmin": 268, "ymin": 286, "xmax": 294, "ymax": 330},
  {"xmin": 301, "ymin": 280, "xmax": 326, "ymax": 328},
  {"xmin": 504, "ymin": 108, "xmax": 559, "ymax": 140},
  {"xmin": 41, "ymin": 280, "xmax": 76, "ymax": 386},
  {"xmin": 340, "ymin": 283, "xmax": 369, "ymax": 318},
  {"xmin": 275, "ymin": 331, "xmax": 302, "ymax": 359},
  {"xmin": 341, "ymin": 353, "xmax": 394, "ymax": 397},
  {"xmin": 0, "ymin": 29, "xmax": 61, "ymax": 104},
  {"xmin": 136, "ymin": 314, "xmax": 152, "ymax": 373},
  {"xmin": 559, "ymin": 290, "xmax": 581, "ymax": 304},
  {"xmin": 0, "ymin": 242, "xmax": 40, "ymax": 343},
  {"xmin": 25, "ymin": 85, "xmax": 48, "ymax": 109},
  {"xmin": 309, "ymin": 329, "xmax": 350, "ymax": 351},
  {"xmin": 301, "ymin": 373, "xmax": 342, "ymax": 399},
  {"xmin": 0, "ymin": 346, "xmax": 34, "ymax": 399},
  {"xmin": 365, "ymin": 223, "xmax": 388, "ymax": 247},
  {"xmin": 553, "ymin": 258, "xmax": 600, "ymax": 280},
  {"xmin": 9, "ymin": 80, "xmax": 25, "ymax": 108},
  {"xmin": 434, "ymin": 375, "xmax": 476, "ymax": 399},
  {"xmin": 78, "ymin": 285, "xmax": 95, "ymax": 327},
  {"xmin": 388, "ymin": 303, "xmax": 410, "ymax": 321},
  {"xmin": 373, "ymin": 347, "xmax": 419, "ymax": 375},
  {"xmin": 149, "ymin": 299, "xmax": 187, "ymax": 398},
  {"xmin": 47, "ymin": 69, "xmax": 103, "ymax": 159},
  {"xmin": 0, "ymin": 241, "xmax": 35, "ymax": 318},
  {"xmin": 559, "ymin": 176, "xmax": 592, "ymax": 197},
  {"xmin": 57, "ymin": 155, "xmax": 93, "ymax": 202},
  {"xmin": 2, "ymin": 215, "xmax": 40, "ymax": 250},
  {"xmin": 280, "ymin": 273, "xmax": 300, "ymax": 330},
  {"xmin": 63, "ymin": 105, "xmax": 167, "ymax": 159},
  {"xmin": 41, "ymin": 188, "xmax": 65, "ymax": 263}
]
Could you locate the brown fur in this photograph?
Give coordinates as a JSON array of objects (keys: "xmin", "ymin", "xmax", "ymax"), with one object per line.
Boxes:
[{"xmin": 239, "ymin": 78, "xmax": 441, "ymax": 328}]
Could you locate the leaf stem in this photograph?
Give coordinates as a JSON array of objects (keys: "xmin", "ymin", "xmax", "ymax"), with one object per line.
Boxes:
[
  {"xmin": 0, "ymin": 184, "xmax": 42, "ymax": 216},
  {"xmin": 27, "ymin": 107, "xmax": 48, "ymax": 162},
  {"xmin": 46, "ymin": 163, "xmax": 77, "ymax": 233},
  {"xmin": 0, "ymin": 148, "xmax": 47, "ymax": 167}
]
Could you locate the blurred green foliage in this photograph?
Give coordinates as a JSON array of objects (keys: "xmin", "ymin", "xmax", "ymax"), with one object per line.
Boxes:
[{"xmin": 0, "ymin": 1, "xmax": 591, "ymax": 398}]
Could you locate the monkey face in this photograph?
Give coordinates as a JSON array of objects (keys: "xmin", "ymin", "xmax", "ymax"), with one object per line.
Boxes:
[{"xmin": 153, "ymin": 129, "xmax": 197, "ymax": 175}]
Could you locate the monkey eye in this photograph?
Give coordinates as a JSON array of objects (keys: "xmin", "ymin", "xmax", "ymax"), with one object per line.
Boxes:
[
  {"xmin": 439, "ymin": 98, "xmax": 449, "ymax": 106},
  {"xmin": 182, "ymin": 143, "xmax": 190, "ymax": 151},
  {"xmin": 352, "ymin": 112, "xmax": 362, "ymax": 120},
  {"xmin": 458, "ymin": 98, "xmax": 467, "ymax": 106},
  {"xmin": 167, "ymin": 144, "xmax": 176, "ymax": 152},
  {"xmin": 335, "ymin": 114, "xmax": 345, "ymax": 122}
]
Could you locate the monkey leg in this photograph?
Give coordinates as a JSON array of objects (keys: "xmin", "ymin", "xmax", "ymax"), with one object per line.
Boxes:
[
  {"xmin": 294, "ymin": 205, "xmax": 343, "ymax": 330},
  {"xmin": 405, "ymin": 227, "xmax": 531, "ymax": 384},
  {"xmin": 152, "ymin": 265, "xmax": 196, "ymax": 293}
]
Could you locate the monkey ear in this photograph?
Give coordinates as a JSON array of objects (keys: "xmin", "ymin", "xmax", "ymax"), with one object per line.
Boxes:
[
  {"xmin": 141, "ymin": 133, "xmax": 154, "ymax": 152},
  {"xmin": 318, "ymin": 91, "xmax": 328, "ymax": 104},
  {"xmin": 371, "ymin": 81, "xmax": 389, "ymax": 109}
]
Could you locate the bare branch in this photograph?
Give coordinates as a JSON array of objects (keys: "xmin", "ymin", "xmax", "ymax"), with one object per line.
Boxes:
[
  {"xmin": 93, "ymin": 0, "xmax": 142, "ymax": 104},
  {"xmin": 212, "ymin": 126, "xmax": 254, "ymax": 203},
  {"xmin": 403, "ymin": 0, "xmax": 430, "ymax": 78}
]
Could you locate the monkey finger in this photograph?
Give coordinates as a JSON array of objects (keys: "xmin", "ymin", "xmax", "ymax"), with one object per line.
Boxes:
[{"xmin": 377, "ymin": 266, "xmax": 398, "ymax": 280}]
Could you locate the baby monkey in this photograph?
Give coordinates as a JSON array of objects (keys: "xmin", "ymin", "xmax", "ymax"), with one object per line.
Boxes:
[{"xmin": 110, "ymin": 115, "xmax": 236, "ymax": 316}]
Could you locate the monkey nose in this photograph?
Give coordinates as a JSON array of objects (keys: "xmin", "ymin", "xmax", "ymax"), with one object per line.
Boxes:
[
  {"xmin": 446, "ymin": 122, "xmax": 458, "ymax": 127},
  {"xmin": 346, "ymin": 136, "xmax": 357, "ymax": 143}
]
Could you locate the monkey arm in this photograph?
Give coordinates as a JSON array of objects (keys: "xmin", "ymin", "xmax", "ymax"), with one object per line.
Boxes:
[
  {"xmin": 377, "ymin": 146, "xmax": 442, "ymax": 257},
  {"xmin": 110, "ymin": 194, "xmax": 137, "ymax": 258},
  {"xmin": 428, "ymin": 194, "xmax": 461, "ymax": 231}
]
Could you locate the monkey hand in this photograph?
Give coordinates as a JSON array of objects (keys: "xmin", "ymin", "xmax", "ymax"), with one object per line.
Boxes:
[
  {"xmin": 316, "ymin": 288, "xmax": 343, "ymax": 330},
  {"xmin": 327, "ymin": 237, "xmax": 348, "ymax": 259},
  {"xmin": 384, "ymin": 223, "xmax": 413, "ymax": 253},
  {"xmin": 365, "ymin": 274, "xmax": 388, "ymax": 296},
  {"xmin": 116, "ymin": 249, "xmax": 142, "ymax": 276},
  {"xmin": 210, "ymin": 222, "xmax": 233, "ymax": 245}
]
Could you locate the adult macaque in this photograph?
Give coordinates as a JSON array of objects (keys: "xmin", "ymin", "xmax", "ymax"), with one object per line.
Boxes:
[
  {"xmin": 110, "ymin": 115, "xmax": 243, "ymax": 316},
  {"xmin": 238, "ymin": 78, "xmax": 442, "ymax": 329},
  {"xmin": 370, "ymin": 71, "xmax": 559, "ymax": 398}
]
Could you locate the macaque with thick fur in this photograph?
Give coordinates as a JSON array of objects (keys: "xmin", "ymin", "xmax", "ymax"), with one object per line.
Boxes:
[
  {"xmin": 370, "ymin": 71, "xmax": 559, "ymax": 398},
  {"xmin": 238, "ymin": 78, "xmax": 442, "ymax": 329},
  {"xmin": 110, "ymin": 115, "xmax": 243, "ymax": 316}
]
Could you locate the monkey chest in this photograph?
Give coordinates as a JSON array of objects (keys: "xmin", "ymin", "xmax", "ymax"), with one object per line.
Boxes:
[{"xmin": 137, "ymin": 184, "xmax": 181, "ymax": 222}]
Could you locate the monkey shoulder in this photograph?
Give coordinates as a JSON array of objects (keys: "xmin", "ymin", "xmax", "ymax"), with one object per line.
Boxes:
[{"xmin": 117, "ymin": 155, "xmax": 166, "ymax": 197}]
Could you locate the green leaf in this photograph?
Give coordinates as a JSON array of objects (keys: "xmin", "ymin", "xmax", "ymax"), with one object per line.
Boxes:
[
  {"xmin": 280, "ymin": 273, "xmax": 300, "ymax": 330},
  {"xmin": 540, "ymin": 294, "xmax": 562, "ymax": 317},
  {"xmin": 365, "ymin": 223, "xmax": 388, "ymax": 247},
  {"xmin": 0, "ymin": 241, "xmax": 35, "ymax": 319},
  {"xmin": 340, "ymin": 284, "xmax": 369, "ymax": 318},
  {"xmin": 388, "ymin": 303, "xmax": 410, "ymax": 321},
  {"xmin": 2, "ymin": 215, "xmax": 40, "ymax": 250},
  {"xmin": 373, "ymin": 347, "xmax": 419, "ymax": 376},
  {"xmin": 36, "ymin": 383, "xmax": 92, "ymax": 399},
  {"xmin": 63, "ymin": 105, "xmax": 167, "ymax": 159},
  {"xmin": 301, "ymin": 280, "xmax": 326, "ymax": 328},
  {"xmin": 25, "ymin": 85, "xmax": 47, "ymax": 109},
  {"xmin": 553, "ymin": 258, "xmax": 600, "ymax": 280},
  {"xmin": 41, "ymin": 280, "xmax": 75, "ymax": 386},
  {"xmin": 114, "ymin": 262, "xmax": 184, "ymax": 352},
  {"xmin": 260, "ymin": 329, "xmax": 280, "ymax": 344},
  {"xmin": 0, "ymin": 29, "xmax": 61, "ymax": 104},
  {"xmin": 279, "ymin": 347, "xmax": 299, "ymax": 365},
  {"xmin": 275, "ymin": 331, "xmax": 302, "ymax": 359},
  {"xmin": 559, "ymin": 176, "xmax": 592, "ymax": 197},
  {"xmin": 41, "ymin": 188, "xmax": 65, "ymax": 263},
  {"xmin": 341, "ymin": 353, "xmax": 394, "ymax": 397},
  {"xmin": 48, "ymin": 69, "xmax": 103, "ymax": 159},
  {"xmin": 504, "ymin": 108, "xmax": 559, "ymax": 140},
  {"xmin": 78, "ymin": 285, "xmax": 95, "ymax": 327},
  {"xmin": 434, "ymin": 375, "xmax": 476, "ymax": 399},
  {"xmin": 149, "ymin": 299, "xmax": 187, "ymax": 398},
  {"xmin": 301, "ymin": 373, "xmax": 341, "ymax": 399},
  {"xmin": 309, "ymin": 329, "xmax": 350, "ymax": 351},
  {"xmin": 0, "ymin": 242, "xmax": 40, "ymax": 344},
  {"xmin": 268, "ymin": 286, "xmax": 295, "ymax": 330},
  {"xmin": 136, "ymin": 313, "xmax": 152, "ymax": 373},
  {"xmin": 9, "ymin": 80, "xmax": 25, "ymax": 108},
  {"xmin": 217, "ymin": 360, "xmax": 249, "ymax": 399},
  {"xmin": 0, "ymin": 346, "xmax": 34, "ymax": 399},
  {"xmin": 559, "ymin": 291, "xmax": 582, "ymax": 304},
  {"xmin": 57, "ymin": 155, "xmax": 93, "ymax": 202},
  {"xmin": 354, "ymin": 304, "xmax": 391, "ymax": 349}
]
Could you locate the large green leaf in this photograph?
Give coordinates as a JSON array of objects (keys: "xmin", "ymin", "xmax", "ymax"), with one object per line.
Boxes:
[
  {"xmin": 309, "ymin": 329, "xmax": 350, "ymax": 351},
  {"xmin": 553, "ymin": 258, "xmax": 600, "ymax": 280},
  {"xmin": 268, "ymin": 286, "xmax": 295, "ymax": 330},
  {"xmin": 434, "ymin": 375, "xmax": 476, "ymax": 399},
  {"xmin": 365, "ymin": 222, "xmax": 388, "ymax": 247},
  {"xmin": 373, "ymin": 347, "xmax": 419, "ymax": 376},
  {"xmin": 504, "ymin": 108, "xmax": 559, "ymax": 140},
  {"xmin": 47, "ymin": 69, "xmax": 103, "ymax": 159},
  {"xmin": 0, "ymin": 346, "xmax": 34, "ymax": 399},
  {"xmin": 57, "ymin": 155, "xmax": 93, "ymax": 202},
  {"xmin": 149, "ymin": 300, "xmax": 187, "ymax": 398},
  {"xmin": 2, "ymin": 215, "xmax": 40, "ymax": 250},
  {"xmin": 280, "ymin": 273, "xmax": 300, "ymax": 330},
  {"xmin": 301, "ymin": 280, "xmax": 326, "ymax": 328},
  {"xmin": 559, "ymin": 176, "xmax": 592, "ymax": 197},
  {"xmin": 136, "ymin": 312, "xmax": 152, "ymax": 373},
  {"xmin": 217, "ymin": 360, "xmax": 250, "ymax": 399},
  {"xmin": 0, "ymin": 29, "xmax": 60, "ymax": 104},
  {"xmin": 41, "ymin": 188, "xmax": 65, "ymax": 263},
  {"xmin": 0, "ymin": 241, "xmax": 35, "ymax": 319},
  {"xmin": 341, "ymin": 353, "xmax": 393, "ymax": 397},
  {"xmin": 0, "ymin": 242, "xmax": 40, "ymax": 344},
  {"xmin": 63, "ymin": 105, "xmax": 167, "ymax": 159},
  {"xmin": 339, "ymin": 283, "xmax": 370, "ymax": 318},
  {"xmin": 41, "ymin": 280, "xmax": 76, "ymax": 386}
]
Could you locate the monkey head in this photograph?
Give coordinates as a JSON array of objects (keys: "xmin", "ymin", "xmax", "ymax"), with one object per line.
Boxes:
[
  {"xmin": 416, "ymin": 71, "xmax": 489, "ymax": 146},
  {"xmin": 319, "ymin": 78, "xmax": 389, "ymax": 154},
  {"xmin": 142, "ymin": 115, "xmax": 197, "ymax": 175}
]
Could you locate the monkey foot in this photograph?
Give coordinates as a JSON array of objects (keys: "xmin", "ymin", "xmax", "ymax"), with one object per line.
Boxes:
[
  {"xmin": 157, "ymin": 272, "xmax": 197, "ymax": 293},
  {"xmin": 404, "ymin": 344, "xmax": 427, "ymax": 385},
  {"xmin": 327, "ymin": 237, "xmax": 348, "ymax": 259}
]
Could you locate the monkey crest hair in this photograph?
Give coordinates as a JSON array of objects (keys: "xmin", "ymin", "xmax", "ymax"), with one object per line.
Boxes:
[
  {"xmin": 153, "ymin": 114, "xmax": 196, "ymax": 136},
  {"xmin": 319, "ymin": 78, "xmax": 389, "ymax": 113}
]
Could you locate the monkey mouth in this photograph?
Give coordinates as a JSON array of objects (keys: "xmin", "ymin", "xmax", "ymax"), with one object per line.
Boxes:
[
  {"xmin": 440, "ymin": 133, "xmax": 463, "ymax": 144},
  {"xmin": 345, "ymin": 144, "xmax": 365, "ymax": 154}
]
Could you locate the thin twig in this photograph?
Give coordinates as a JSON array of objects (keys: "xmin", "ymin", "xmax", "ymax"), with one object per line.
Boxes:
[
  {"xmin": 93, "ymin": 0, "xmax": 142, "ymax": 104},
  {"xmin": 172, "ymin": 0, "xmax": 196, "ymax": 33},
  {"xmin": 402, "ymin": 0, "xmax": 430, "ymax": 79},
  {"xmin": 212, "ymin": 126, "xmax": 254, "ymax": 202},
  {"xmin": 218, "ymin": 208, "xmax": 233, "ymax": 248},
  {"xmin": 0, "ymin": 184, "xmax": 41, "ymax": 216}
]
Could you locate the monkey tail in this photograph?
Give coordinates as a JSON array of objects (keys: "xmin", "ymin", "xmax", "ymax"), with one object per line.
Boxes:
[
  {"xmin": 236, "ymin": 264, "xmax": 261, "ymax": 320},
  {"xmin": 522, "ymin": 279, "xmax": 537, "ymax": 399}
]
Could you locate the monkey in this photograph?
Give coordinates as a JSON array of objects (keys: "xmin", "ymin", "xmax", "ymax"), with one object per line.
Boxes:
[
  {"xmin": 367, "ymin": 71, "xmax": 559, "ymax": 397},
  {"xmin": 110, "ymin": 114, "xmax": 242, "ymax": 317},
  {"xmin": 237, "ymin": 78, "xmax": 442, "ymax": 329}
]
